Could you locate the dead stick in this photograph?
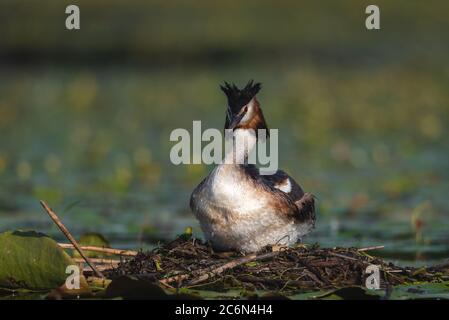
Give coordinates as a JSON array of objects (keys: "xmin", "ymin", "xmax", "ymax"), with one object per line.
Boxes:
[
  {"xmin": 189, "ymin": 251, "xmax": 279, "ymax": 285},
  {"xmin": 358, "ymin": 245, "xmax": 385, "ymax": 252},
  {"xmin": 39, "ymin": 200, "xmax": 104, "ymax": 278},
  {"xmin": 159, "ymin": 273, "xmax": 195, "ymax": 287},
  {"xmin": 58, "ymin": 243, "xmax": 137, "ymax": 257},
  {"xmin": 328, "ymin": 252, "xmax": 359, "ymax": 261},
  {"xmin": 83, "ymin": 265, "xmax": 117, "ymax": 272},
  {"xmin": 74, "ymin": 258, "xmax": 120, "ymax": 265},
  {"xmin": 160, "ymin": 251, "xmax": 278, "ymax": 287}
]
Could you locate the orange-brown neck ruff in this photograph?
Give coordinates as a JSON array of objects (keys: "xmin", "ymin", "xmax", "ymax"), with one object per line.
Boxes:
[{"xmin": 234, "ymin": 98, "xmax": 269, "ymax": 133}]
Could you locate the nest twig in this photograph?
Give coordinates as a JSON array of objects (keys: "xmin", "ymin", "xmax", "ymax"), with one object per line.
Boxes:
[
  {"xmin": 40, "ymin": 200, "xmax": 105, "ymax": 278},
  {"xmin": 106, "ymin": 236, "xmax": 449, "ymax": 292}
]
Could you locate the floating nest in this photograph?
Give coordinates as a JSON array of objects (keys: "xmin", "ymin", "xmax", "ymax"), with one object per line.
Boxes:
[
  {"xmin": 105, "ymin": 236, "xmax": 449, "ymax": 293},
  {"xmin": 35, "ymin": 201, "xmax": 448, "ymax": 299}
]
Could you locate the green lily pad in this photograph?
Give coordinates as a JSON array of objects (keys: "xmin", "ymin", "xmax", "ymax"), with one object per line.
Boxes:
[
  {"xmin": 0, "ymin": 230, "xmax": 80, "ymax": 290},
  {"xmin": 292, "ymin": 282, "xmax": 449, "ymax": 300},
  {"xmin": 315, "ymin": 286, "xmax": 382, "ymax": 300},
  {"xmin": 389, "ymin": 282, "xmax": 449, "ymax": 300}
]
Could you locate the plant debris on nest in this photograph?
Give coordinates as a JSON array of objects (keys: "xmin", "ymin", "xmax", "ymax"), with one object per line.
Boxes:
[{"xmin": 105, "ymin": 236, "xmax": 449, "ymax": 293}]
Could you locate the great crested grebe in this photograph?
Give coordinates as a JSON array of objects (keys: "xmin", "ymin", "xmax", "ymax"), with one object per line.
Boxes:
[{"xmin": 190, "ymin": 81, "xmax": 315, "ymax": 253}]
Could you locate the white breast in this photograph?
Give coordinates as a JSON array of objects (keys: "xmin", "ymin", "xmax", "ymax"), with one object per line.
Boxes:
[
  {"xmin": 207, "ymin": 165, "xmax": 263, "ymax": 214},
  {"xmin": 192, "ymin": 165, "xmax": 310, "ymax": 252}
]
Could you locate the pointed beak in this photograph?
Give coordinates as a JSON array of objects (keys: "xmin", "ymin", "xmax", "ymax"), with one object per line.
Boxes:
[{"xmin": 228, "ymin": 112, "xmax": 245, "ymax": 130}]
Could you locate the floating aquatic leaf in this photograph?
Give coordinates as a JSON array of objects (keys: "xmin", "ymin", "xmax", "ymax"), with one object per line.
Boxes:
[
  {"xmin": 313, "ymin": 286, "xmax": 382, "ymax": 300},
  {"xmin": 0, "ymin": 230, "xmax": 83, "ymax": 290},
  {"xmin": 388, "ymin": 281, "xmax": 449, "ymax": 300}
]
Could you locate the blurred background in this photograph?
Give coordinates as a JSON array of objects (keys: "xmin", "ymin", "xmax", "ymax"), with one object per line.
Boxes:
[{"xmin": 0, "ymin": 0, "xmax": 448, "ymax": 266}]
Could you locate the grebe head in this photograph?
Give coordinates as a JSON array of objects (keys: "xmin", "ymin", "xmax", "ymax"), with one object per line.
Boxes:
[{"xmin": 220, "ymin": 80, "xmax": 268, "ymax": 133}]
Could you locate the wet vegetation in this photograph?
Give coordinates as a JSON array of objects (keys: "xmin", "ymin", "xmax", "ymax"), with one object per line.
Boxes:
[
  {"xmin": 1, "ymin": 230, "xmax": 449, "ymax": 300},
  {"xmin": 0, "ymin": 0, "xmax": 448, "ymax": 299},
  {"xmin": 107, "ymin": 236, "xmax": 449, "ymax": 294}
]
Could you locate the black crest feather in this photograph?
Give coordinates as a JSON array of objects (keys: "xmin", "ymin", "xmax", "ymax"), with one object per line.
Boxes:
[{"xmin": 220, "ymin": 80, "xmax": 261, "ymax": 114}]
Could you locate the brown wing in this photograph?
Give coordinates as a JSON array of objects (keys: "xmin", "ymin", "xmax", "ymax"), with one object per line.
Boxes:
[
  {"xmin": 262, "ymin": 170, "xmax": 304, "ymax": 202},
  {"xmin": 295, "ymin": 192, "xmax": 316, "ymax": 224},
  {"xmin": 245, "ymin": 166, "xmax": 315, "ymax": 224}
]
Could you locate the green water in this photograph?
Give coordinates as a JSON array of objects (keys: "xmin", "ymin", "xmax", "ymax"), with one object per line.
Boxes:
[
  {"xmin": 0, "ymin": 62, "xmax": 448, "ymax": 268},
  {"xmin": 0, "ymin": 0, "xmax": 448, "ymax": 269}
]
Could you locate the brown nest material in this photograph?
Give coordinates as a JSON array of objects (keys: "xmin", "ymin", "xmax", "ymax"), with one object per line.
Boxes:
[
  {"xmin": 38, "ymin": 200, "xmax": 447, "ymax": 296},
  {"xmin": 105, "ymin": 236, "xmax": 449, "ymax": 293}
]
